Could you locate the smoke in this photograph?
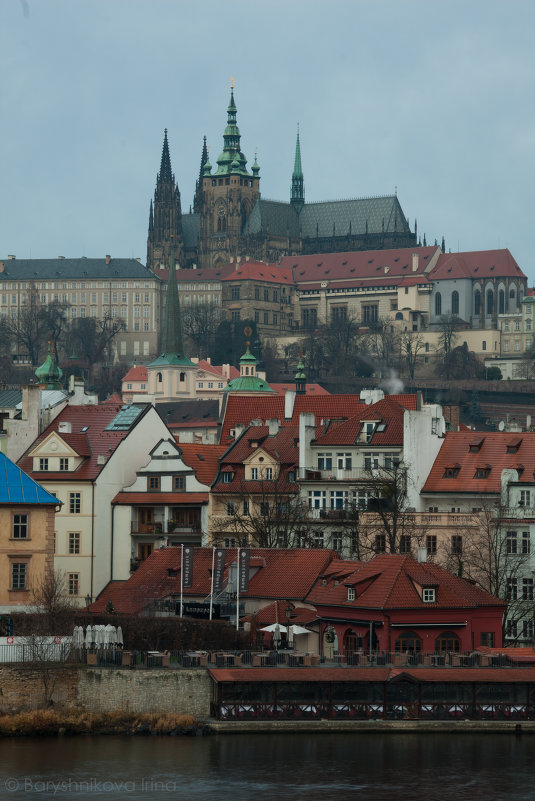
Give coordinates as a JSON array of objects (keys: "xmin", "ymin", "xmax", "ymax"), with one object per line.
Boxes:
[{"xmin": 381, "ymin": 369, "xmax": 404, "ymax": 395}]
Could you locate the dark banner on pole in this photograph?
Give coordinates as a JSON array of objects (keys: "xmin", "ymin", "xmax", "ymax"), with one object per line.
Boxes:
[
  {"xmin": 238, "ymin": 548, "xmax": 250, "ymax": 593},
  {"xmin": 213, "ymin": 548, "xmax": 226, "ymax": 594},
  {"xmin": 182, "ymin": 546, "xmax": 194, "ymax": 588}
]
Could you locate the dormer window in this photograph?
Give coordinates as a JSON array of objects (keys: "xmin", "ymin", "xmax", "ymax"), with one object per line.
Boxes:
[
  {"xmin": 59, "ymin": 458, "xmax": 69, "ymax": 471},
  {"xmin": 443, "ymin": 465, "xmax": 460, "ymax": 478},
  {"xmin": 39, "ymin": 458, "xmax": 49, "ymax": 471},
  {"xmin": 347, "ymin": 587, "xmax": 355, "ymax": 601},
  {"xmin": 222, "ymin": 471, "xmax": 233, "ymax": 483},
  {"xmin": 250, "ymin": 467, "xmax": 258, "ymax": 480},
  {"xmin": 423, "ymin": 588, "xmax": 436, "ymax": 603},
  {"xmin": 474, "ymin": 466, "xmax": 491, "ymax": 479},
  {"xmin": 469, "ymin": 438, "xmax": 484, "ymax": 453},
  {"xmin": 507, "ymin": 439, "xmax": 522, "ymax": 454}
]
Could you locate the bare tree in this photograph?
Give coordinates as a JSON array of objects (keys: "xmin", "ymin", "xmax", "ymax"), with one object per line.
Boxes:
[
  {"xmin": 436, "ymin": 313, "xmax": 461, "ymax": 358},
  {"xmin": 0, "ymin": 288, "xmax": 69, "ymax": 366},
  {"xmin": 211, "ymin": 475, "xmax": 310, "ymax": 548},
  {"xmin": 69, "ymin": 314, "xmax": 126, "ymax": 372},
  {"xmin": 400, "ymin": 330, "xmax": 426, "ymax": 381},
  {"xmin": 182, "ymin": 302, "xmax": 222, "ymax": 358},
  {"xmin": 367, "ymin": 319, "xmax": 400, "ymax": 376}
]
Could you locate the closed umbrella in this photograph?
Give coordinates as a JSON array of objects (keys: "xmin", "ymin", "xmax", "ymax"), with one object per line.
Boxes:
[
  {"xmin": 95, "ymin": 625, "xmax": 105, "ymax": 648},
  {"xmin": 288, "ymin": 625, "xmax": 294, "ymax": 647},
  {"xmin": 273, "ymin": 623, "xmax": 282, "ymax": 649},
  {"xmin": 85, "ymin": 625, "xmax": 94, "ymax": 649},
  {"xmin": 116, "ymin": 626, "xmax": 124, "ymax": 648}
]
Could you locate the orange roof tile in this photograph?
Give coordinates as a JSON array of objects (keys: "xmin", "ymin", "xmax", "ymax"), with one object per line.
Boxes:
[
  {"xmin": 428, "ymin": 249, "xmax": 525, "ymax": 281},
  {"xmin": 178, "ymin": 443, "xmax": 227, "ymax": 486},
  {"xmin": 270, "ymin": 383, "xmax": 330, "ymax": 396},
  {"xmin": 221, "ymin": 261, "xmax": 294, "ymax": 285},
  {"xmin": 315, "ymin": 396, "xmax": 410, "ymax": 446},
  {"xmin": 112, "ymin": 492, "xmax": 209, "ymax": 505},
  {"xmin": 122, "ymin": 365, "xmax": 148, "ymax": 382}
]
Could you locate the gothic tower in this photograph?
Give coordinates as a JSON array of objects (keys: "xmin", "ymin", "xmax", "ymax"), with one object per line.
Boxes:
[
  {"xmin": 146, "ymin": 129, "xmax": 185, "ymax": 271},
  {"xmin": 199, "ymin": 85, "xmax": 260, "ymax": 268},
  {"xmin": 290, "ymin": 127, "xmax": 304, "ymax": 214}
]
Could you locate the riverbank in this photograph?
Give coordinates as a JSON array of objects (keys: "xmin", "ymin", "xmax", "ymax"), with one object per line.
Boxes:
[
  {"xmin": 0, "ymin": 709, "xmax": 208, "ymax": 737},
  {"xmin": 208, "ymin": 719, "xmax": 535, "ymax": 733}
]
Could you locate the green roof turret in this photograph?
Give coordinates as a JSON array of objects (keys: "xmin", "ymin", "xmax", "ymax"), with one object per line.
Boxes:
[
  {"xmin": 223, "ymin": 342, "xmax": 276, "ymax": 394},
  {"xmin": 215, "ymin": 82, "xmax": 251, "ymax": 177},
  {"xmin": 35, "ymin": 341, "xmax": 63, "ymax": 389},
  {"xmin": 294, "ymin": 353, "xmax": 306, "ymax": 395},
  {"xmin": 252, "ymin": 152, "xmax": 260, "ymax": 177}
]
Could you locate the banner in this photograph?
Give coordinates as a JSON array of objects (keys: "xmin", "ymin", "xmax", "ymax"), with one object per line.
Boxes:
[
  {"xmin": 182, "ymin": 545, "xmax": 194, "ymax": 588},
  {"xmin": 238, "ymin": 548, "xmax": 250, "ymax": 593},
  {"xmin": 213, "ymin": 548, "xmax": 226, "ymax": 594}
]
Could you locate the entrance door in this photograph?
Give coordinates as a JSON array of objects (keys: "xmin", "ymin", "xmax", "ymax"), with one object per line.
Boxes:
[{"xmin": 138, "ymin": 542, "xmax": 153, "ymax": 561}]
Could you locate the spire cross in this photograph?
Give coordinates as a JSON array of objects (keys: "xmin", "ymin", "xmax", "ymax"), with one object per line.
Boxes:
[{"xmin": 230, "ymin": 76, "xmax": 235, "ymax": 89}]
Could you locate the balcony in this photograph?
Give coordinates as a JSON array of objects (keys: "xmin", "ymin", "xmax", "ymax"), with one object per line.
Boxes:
[{"xmin": 302, "ymin": 467, "xmax": 385, "ymax": 482}]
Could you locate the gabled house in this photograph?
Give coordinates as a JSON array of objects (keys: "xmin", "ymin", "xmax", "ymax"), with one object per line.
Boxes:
[
  {"xmin": 18, "ymin": 403, "xmax": 171, "ymax": 603},
  {"xmin": 0, "ymin": 452, "xmax": 59, "ymax": 611},
  {"xmin": 112, "ymin": 438, "xmax": 225, "ymax": 577}
]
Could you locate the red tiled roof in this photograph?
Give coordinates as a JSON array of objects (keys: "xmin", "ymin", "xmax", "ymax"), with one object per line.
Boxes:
[
  {"xmin": 422, "ymin": 431, "xmax": 535, "ymax": 494},
  {"xmin": 220, "ymin": 394, "xmax": 367, "ymax": 443},
  {"xmin": 282, "ymin": 247, "xmax": 440, "ymax": 285},
  {"xmin": 221, "ymin": 261, "xmax": 294, "ymax": 285},
  {"xmin": 103, "ymin": 393, "xmax": 123, "ymax": 404},
  {"xmin": 209, "ymin": 666, "xmax": 535, "ymax": 683},
  {"xmin": 178, "ymin": 443, "xmax": 227, "ymax": 486},
  {"xmin": 314, "ymin": 396, "xmax": 410, "ymax": 446},
  {"xmin": 122, "ymin": 366, "xmax": 148, "ymax": 383},
  {"xmin": 112, "ymin": 492, "xmax": 209, "ymax": 505},
  {"xmin": 270, "ymin": 383, "xmax": 330, "ymax": 396},
  {"xmin": 157, "ymin": 264, "xmax": 235, "ymax": 282},
  {"xmin": 306, "ymin": 554, "xmax": 505, "ymax": 610},
  {"xmin": 428, "ymin": 249, "xmax": 525, "ymax": 281},
  {"xmin": 196, "ymin": 360, "xmax": 239, "ymax": 380},
  {"xmin": 18, "ymin": 403, "xmax": 141, "ymax": 481},
  {"xmin": 89, "ymin": 547, "xmax": 336, "ymax": 615}
]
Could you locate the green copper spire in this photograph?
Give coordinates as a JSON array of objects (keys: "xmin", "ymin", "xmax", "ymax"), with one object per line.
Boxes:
[
  {"xmin": 291, "ymin": 126, "xmax": 304, "ymax": 213},
  {"xmin": 215, "ymin": 83, "xmax": 250, "ymax": 177},
  {"xmin": 294, "ymin": 354, "xmax": 306, "ymax": 395},
  {"xmin": 223, "ymin": 342, "xmax": 276, "ymax": 393},
  {"xmin": 35, "ymin": 341, "xmax": 63, "ymax": 389},
  {"xmin": 149, "ymin": 248, "xmax": 194, "ymax": 367}
]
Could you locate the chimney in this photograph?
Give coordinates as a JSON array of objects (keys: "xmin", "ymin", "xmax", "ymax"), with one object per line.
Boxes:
[
  {"xmin": 58, "ymin": 421, "xmax": 72, "ymax": 434},
  {"xmin": 234, "ymin": 423, "xmax": 246, "ymax": 439},
  {"xmin": 267, "ymin": 418, "xmax": 280, "ymax": 436},
  {"xmin": 284, "ymin": 389, "xmax": 296, "ymax": 420},
  {"xmin": 58, "ymin": 256, "xmax": 65, "ymax": 260},
  {"xmin": 416, "ymin": 390, "xmax": 423, "ymax": 411},
  {"xmin": 412, "ymin": 253, "xmax": 419, "ymax": 272},
  {"xmin": 206, "ymin": 357, "xmax": 211, "ymax": 365},
  {"xmin": 298, "ymin": 412, "xmax": 316, "ymax": 479},
  {"xmin": 417, "ymin": 546, "xmax": 427, "ymax": 563},
  {"xmin": 0, "ymin": 262, "xmax": 4, "ymax": 273},
  {"xmin": 7, "ymin": 255, "xmax": 15, "ymax": 260},
  {"xmin": 105, "ymin": 254, "xmax": 111, "ymax": 265}
]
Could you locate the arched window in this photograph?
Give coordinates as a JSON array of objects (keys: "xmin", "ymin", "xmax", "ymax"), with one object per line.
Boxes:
[
  {"xmin": 179, "ymin": 372, "xmax": 185, "ymax": 382},
  {"xmin": 157, "ymin": 372, "xmax": 163, "ymax": 384},
  {"xmin": 474, "ymin": 290, "xmax": 481, "ymax": 316},
  {"xmin": 486, "ymin": 289, "xmax": 494, "ymax": 315},
  {"xmin": 435, "ymin": 292, "xmax": 442, "ymax": 317},
  {"xmin": 435, "ymin": 632, "xmax": 461, "ymax": 653},
  {"xmin": 395, "ymin": 312, "xmax": 404, "ymax": 320},
  {"xmin": 451, "ymin": 291, "xmax": 459, "ymax": 316},
  {"xmin": 510, "ymin": 286, "xmax": 517, "ymax": 309},
  {"xmin": 498, "ymin": 289, "xmax": 505, "ymax": 315},
  {"xmin": 395, "ymin": 631, "xmax": 422, "ymax": 653}
]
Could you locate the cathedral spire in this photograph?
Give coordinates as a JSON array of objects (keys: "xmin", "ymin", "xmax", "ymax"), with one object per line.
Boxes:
[
  {"xmin": 216, "ymin": 81, "xmax": 250, "ymax": 176},
  {"xmin": 290, "ymin": 126, "xmax": 304, "ymax": 213},
  {"xmin": 146, "ymin": 129, "xmax": 184, "ymax": 271},
  {"xmin": 159, "ymin": 128, "xmax": 173, "ymax": 182},
  {"xmin": 193, "ymin": 136, "xmax": 208, "ymax": 213},
  {"xmin": 150, "ymin": 247, "xmax": 193, "ymax": 367}
]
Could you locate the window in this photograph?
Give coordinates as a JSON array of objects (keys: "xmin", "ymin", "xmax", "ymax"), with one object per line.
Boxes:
[
  {"xmin": 435, "ymin": 292, "xmax": 442, "ymax": 316},
  {"xmin": 11, "ymin": 563, "xmax": 27, "ymax": 590},
  {"xmin": 332, "ymin": 534, "xmax": 344, "ymax": 552},
  {"xmin": 395, "ymin": 632, "xmax": 422, "ymax": 653},
  {"xmin": 347, "ymin": 587, "xmax": 355, "ymax": 602},
  {"xmin": 302, "ymin": 308, "xmax": 318, "ymax": 328},
  {"xmin": 507, "ymin": 578, "xmax": 518, "ymax": 601},
  {"xmin": 506, "ymin": 619, "xmax": 518, "ymax": 638},
  {"xmin": 375, "ymin": 533, "xmax": 386, "ymax": 553},
  {"xmin": 242, "ymin": 500, "xmax": 249, "ymax": 515},
  {"xmin": 436, "ymin": 633, "xmax": 461, "ymax": 653},
  {"xmin": 426, "ymin": 534, "xmax": 437, "ymax": 554},
  {"xmin": 506, "ymin": 531, "xmax": 518, "ymax": 554},
  {"xmin": 226, "ymin": 502, "xmax": 235, "ymax": 516},
  {"xmin": 400, "ymin": 535, "xmax": 411, "ymax": 554},
  {"xmin": 451, "ymin": 535, "xmax": 463, "ymax": 555},
  {"xmin": 523, "ymin": 620, "xmax": 534, "ymax": 640},
  {"xmin": 480, "ymin": 632, "xmax": 494, "ymax": 647},
  {"xmin": 254, "ymin": 287, "xmax": 260, "ymax": 300},
  {"xmin": 522, "ymin": 578, "xmax": 534, "ymax": 600},
  {"xmin": 39, "ymin": 458, "xmax": 49, "ymax": 471},
  {"xmin": 250, "ymin": 467, "xmax": 258, "ymax": 480},
  {"xmin": 337, "ymin": 453, "xmax": 352, "ymax": 470},
  {"xmin": 520, "ymin": 490, "xmax": 531, "ymax": 507},
  {"xmin": 69, "ymin": 493, "xmax": 81, "ymax": 514},
  {"xmin": 174, "ymin": 476, "xmax": 185, "ymax": 490},
  {"xmin": 148, "ymin": 476, "xmax": 160, "ymax": 490},
  {"xmin": 13, "ymin": 514, "xmax": 28, "ymax": 539},
  {"xmin": 68, "ymin": 573, "xmax": 80, "ymax": 596},
  {"xmin": 264, "ymin": 288, "xmax": 269, "ymax": 302},
  {"xmin": 264, "ymin": 467, "xmax": 273, "ymax": 480},
  {"xmin": 263, "ymin": 311, "xmax": 269, "ymax": 324},
  {"xmin": 423, "ymin": 588, "xmax": 436, "ymax": 603},
  {"xmin": 364, "ymin": 453, "xmax": 379, "ymax": 470},
  {"xmin": 317, "ymin": 453, "xmax": 332, "ymax": 471},
  {"xmin": 308, "ymin": 490, "xmax": 326, "ymax": 509},
  {"xmin": 451, "ymin": 291, "xmax": 459, "ymax": 315},
  {"xmin": 522, "ymin": 531, "xmax": 531, "ymax": 554},
  {"xmin": 260, "ymin": 502, "xmax": 269, "ymax": 516},
  {"xmin": 474, "ymin": 467, "xmax": 490, "ymax": 479},
  {"xmin": 231, "ymin": 310, "xmax": 241, "ymax": 321},
  {"xmin": 231, "ymin": 287, "xmax": 240, "ymax": 300},
  {"xmin": 363, "ymin": 304, "xmax": 378, "ymax": 323},
  {"xmin": 59, "ymin": 458, "xmax": 69, "ymax": 471},
  {"xmin": 222, "ymin": 471, "xmax": 233, "ymax": 483},
  {"xmin": 69, "ymin": 532, "xmax": 80, "ymax": 554},
  {"xmin": 224, "ymin": 538, "xmax": 236, "ymax": 548}
]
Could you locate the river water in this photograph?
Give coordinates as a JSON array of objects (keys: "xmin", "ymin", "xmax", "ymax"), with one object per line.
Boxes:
[{"xmin": 0, "ymin": 732, "xmax": 533, "ymax": 800}]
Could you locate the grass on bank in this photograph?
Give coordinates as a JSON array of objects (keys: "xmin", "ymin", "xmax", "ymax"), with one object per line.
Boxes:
[{"xmin": 0, "ymin": 709, "xmax": 198, "ymax": 736}]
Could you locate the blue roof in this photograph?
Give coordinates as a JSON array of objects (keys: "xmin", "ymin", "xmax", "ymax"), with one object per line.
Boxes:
[{"xmin": 0, "ymin": 453, "xmax": 59, "ymax": 505}]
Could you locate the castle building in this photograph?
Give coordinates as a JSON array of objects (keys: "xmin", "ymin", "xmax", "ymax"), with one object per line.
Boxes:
[{"xmin": 146, "ymin": 87, "xmax": 417, "ymax": 271}]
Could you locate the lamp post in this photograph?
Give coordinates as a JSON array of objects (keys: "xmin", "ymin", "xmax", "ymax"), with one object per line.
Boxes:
[{"xmin": 285, "ymin": 603, "xmax": 293, "ymax": 649}]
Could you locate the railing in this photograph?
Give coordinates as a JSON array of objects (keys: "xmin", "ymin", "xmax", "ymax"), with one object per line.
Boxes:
[{"xmin": 503, "ymin": 507, "xmax": 535, "ymax": 519}]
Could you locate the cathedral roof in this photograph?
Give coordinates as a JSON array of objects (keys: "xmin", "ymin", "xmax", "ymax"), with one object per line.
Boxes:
[
  {"xmin": 243, "ymin": 195, "xmax": 411, "ymax": 239},
  {"xmin": 181, "ymin": 213, "xmax": 200, "ymax": 250}
]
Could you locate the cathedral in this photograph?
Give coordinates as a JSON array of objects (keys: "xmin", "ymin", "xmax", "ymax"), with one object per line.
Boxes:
[{"xmin": 146, "ymin": 87, "xmax": 417, "ymax": 271}]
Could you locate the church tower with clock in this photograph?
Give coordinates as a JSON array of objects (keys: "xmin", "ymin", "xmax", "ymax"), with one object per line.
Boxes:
[{"xmin": 198, "ymin": 83, "xmax": 260, "ymax": 267}]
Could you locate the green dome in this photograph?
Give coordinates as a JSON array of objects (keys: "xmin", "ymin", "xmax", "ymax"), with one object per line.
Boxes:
[{"xmin": 35, "ymin": 344, "xmax": 63, "ymax": 389}]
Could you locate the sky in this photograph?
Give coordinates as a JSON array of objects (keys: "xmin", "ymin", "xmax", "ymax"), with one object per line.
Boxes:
[{"xmin": 2, "ymin": 0, "xmax": 535, "ymax": 282}]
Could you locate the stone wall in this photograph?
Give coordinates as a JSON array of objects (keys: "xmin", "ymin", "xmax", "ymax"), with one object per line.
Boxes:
[{"xmin": 0, "ymin": 665, "xmax": 211, "ymax": 718}]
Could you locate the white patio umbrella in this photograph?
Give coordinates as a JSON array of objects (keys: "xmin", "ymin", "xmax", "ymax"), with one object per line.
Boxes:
[
  {"xmin": 107, "ymin": 624, "xmax": 117, "ymax": 647},
  {"xmin": 72, "ymin": 626, "xmax": 83, "ymax": 648},
  {"xmin": 273, "ymin": 623, "xmax": 282, "ymax": 648},
  {"xmin": 289, "ymin": 625, "xmax": 311, "ymax": 636},
  {"xmin": 95, "ymin": 625, "xmax": 105, "ymax": 648},
  {"xmin": 260, "ymin": 623, "xmax": 288, "ymax": 633},
  {"xmin": 85, "ymin": 625, "xmax": 94, "ymax": 649}
]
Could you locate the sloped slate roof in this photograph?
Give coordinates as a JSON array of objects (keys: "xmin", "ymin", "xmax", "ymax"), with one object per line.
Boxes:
[
  {"xmin": 0, "ymin": 389, "xmax": 22, "ymax": 408},
  {"xmin": 243, "ymin": 200, "xmax": 301, "ymax": 237},
  {"xmin": 0, "ymin": 258, "xmax": 160, "ymax": 281},
  {"xmin": 0, "ymin": 452, "xmax": 59, "ymax": 505},
  {"xmin": 181, "ymin": 213, "xmax": 200, "ymax": 249}
]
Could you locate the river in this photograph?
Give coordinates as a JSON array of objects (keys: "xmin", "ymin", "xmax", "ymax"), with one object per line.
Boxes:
[{"xmin": 0, "ymin": 732, "xmax": 533, "ymax": 800}]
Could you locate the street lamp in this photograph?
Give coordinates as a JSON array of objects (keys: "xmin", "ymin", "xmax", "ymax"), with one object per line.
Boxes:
[{"xmin": 285, "ymin": 603, "xmax": 293, "ymax": 649}]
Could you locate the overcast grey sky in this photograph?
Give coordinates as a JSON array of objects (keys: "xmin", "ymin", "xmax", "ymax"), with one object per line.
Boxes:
[{"xmin": 2, "ymin": 0, "xmax": 535, "ymax": 281}]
